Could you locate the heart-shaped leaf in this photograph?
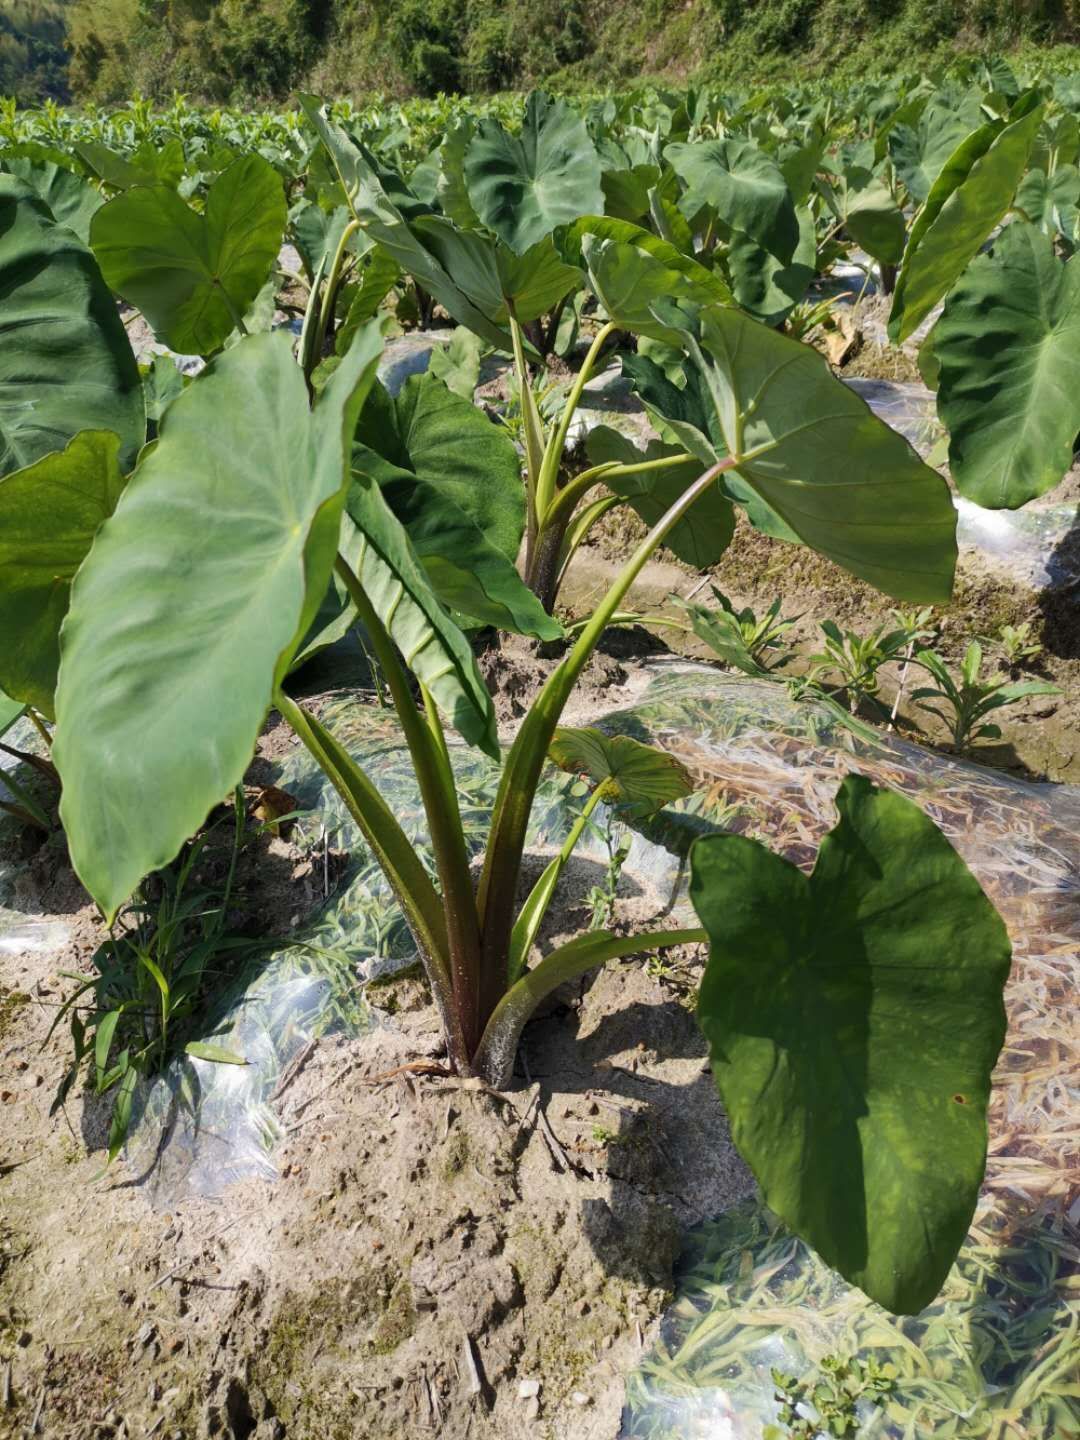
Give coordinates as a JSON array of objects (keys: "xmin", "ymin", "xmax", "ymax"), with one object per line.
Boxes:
[
  {"xmin": 549, "ymin": 727, "xmax": 693, "ymax": 818},
  {"xmin": 666, "ymin": 137, "xmax": 799, "ymax": 263},
  {"xmin": 728, "ymin": 206, "xmax": 817, "ymax": 327},
  {"xmin": 888, "ymin": 95, "xmax": 1043, "ymax": 343},
  {"xmin": 0, "ymin": 431, "xmax": 127, "ymax": 717},
  {"xmin": 691, "ymin": 774, "xmax": 1011, "ymax": 1314},
  {"xmin": 465, "ymin": 92, "xmax": 603, "ymax": 255},
  {"xmin": 90, "ymin": 154, "xmax": 287, "ymax": 356},
  {"xmin": 643, "ymin": 302, "xmax": 957, "ymax": 601},
  {"xmin": 934, "ymin": 223, "xmax": 1080, "ymax": 508},
  {"xmin": 0, "ymin": 176, "xmax": 144, "ymax": 478},
  {"xmin": 54, "ymin": 325, "xmax": 385, "ymax": 922}
]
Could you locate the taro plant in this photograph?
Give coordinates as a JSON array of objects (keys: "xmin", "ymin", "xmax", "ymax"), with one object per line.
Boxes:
[
  {"xmin": 0, "ymin": 166, "xmax": 1015, "ymax": 1318},
  {"xmin": 911, "ymin": 642, "xmax": 1060, "ymax": 749}
]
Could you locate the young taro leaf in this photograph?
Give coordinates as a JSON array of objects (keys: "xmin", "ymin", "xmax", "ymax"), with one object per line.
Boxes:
[
  {"xmin": 934, "ymin": 223, "xmax": 1080, "ymax": 508},
  {"xmin": 644, "ymin": 301, "xmax": 957, "ymax": 602},
  {"xmin": 54, "ymin": 325, "xmax": 385, "ymax": 922},
  {"xmin": 0, "ymin": 432, "xmax": 127, "ymax": 717},
  {"xmin": 464, "ymin": 92, "xmax": 604, "ymax": 255},
  {"xmin": 571, "ymin": 221, "xmax": 732, "ymax": 345},
  {"xmin": 1014, "ymin": 164, "xmax": 1080, "ymax": 238},
  {"xmin": 549, "ymin": 728, "xmax": 693, "ymax": 820},
  {"xmin": 690, "ymin": 774, "xmax": 1012, "ymax": 1314},
  {"xmin": 0, "ymin": 176, "xmax": 144, "ymax": 478},
  {"xmin": 665, "ymin": 137, "xmax": 800, "ymax": 263},
  {"xmin": 90, "ymin": 154, "xmax": 287, "ymax": 357},
  {"xmin": 888, "ymin": 95, "xmax": 1043, "ymax": 343},
  {"xmin": 428, "ymin": 328, "xmax": 485, "ymax": 400}
]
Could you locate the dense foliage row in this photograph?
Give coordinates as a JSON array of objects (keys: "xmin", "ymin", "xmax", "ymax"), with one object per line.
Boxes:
[{"xmin": 1, "ymin": 65, "xmax": 1077, "ymax": 1323}]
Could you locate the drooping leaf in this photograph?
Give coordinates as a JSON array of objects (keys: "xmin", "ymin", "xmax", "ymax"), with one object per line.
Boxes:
[
  {"xmin": 0, "ymin": 177, "xmax": 144, "ymax": 478},
  {"xmin": 647, "ymin": 302, "xmax": 957, "ymax": 601},
  {"xmin": 934, "ymin": 223, "xmax": 1080, "ymax": 508},
  {"xmin": 549, "ymin": 727, "xmax": 693, "ymax": 819},
  {"xmin": 54, "ymin": 326, "xmax": 385, "ymax": 922},
  {"xmin": 666, "ymin": 137, "xmax": 799, "ymax": 263},
  {"xmin": 90, "ymin": 154, "xmax": 287, "ymax": 356},
  {"xmin": 411, "ymin": 219, "xmax": 581, "ymax": 327},
  {"xmin": 369, "ymin": 482, "xmax": 561, "ymax": 640},
  {"xmin": 436, "ymin": 117, "xmax": 482, "ymax": 230},
  {"xmin": 300, "ymin": 96, "xmax": 515, "ymax": 351},
  {"xmin": 142, "ymin": 355, "xmax": 186, "ymax": 428},
  {"xmin": 888, "ymin": 96, "xmax": 1043, "ymax": 343},
  {"xmin": 465, "ymin": 92, "xmax": 604, "ymax": 255},
  {"xmin": 691, "ymin": 774, "xmax": 1011, "ymax": 1314},
  {"xmin": 0, "ymin": 432, "xmax": 127, "ymax": 717},
  {"xmin": 0, "ymin": 157, "xmax": 103, "ymax": 242},
  {"xmin": 840, "ymin": 172, "xmax": 906, "ymax": 266},
  {"xmin": 584, "ymin": 425, "xmax": 735, "ymax": 568},
  {"xmin": 184, "ymin": 1041, "xmax": 248, "ymax": 1065},
  {"xmin": 334, "ymin": 245, "xmax": 401, "ymax": 354}
]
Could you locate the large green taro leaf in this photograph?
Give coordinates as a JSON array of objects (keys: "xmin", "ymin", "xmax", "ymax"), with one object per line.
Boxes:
[
  {"xmin": 54, "ymin": 326, "xmax": 384, "ymax": 921},
  {"xmin": 838, "ymin": 171, "xmax": 906, "ymax": 266},
  {"xmin": 355, "ymin": 373, "xmax": 523, "ymax": 559},
  {"xmin": 0, "ymin": 157, "xmax": 103, "ymax": 243},
  {"xmin": 300, "ymin": 97, "xmax": 514, "ymax": 351},
  {"xmin": 666, "ymin": 137, "xmax": 799, "ymax": 264},
  {"xmin": 584, "ymin": 425, "xmax": 735, "ymax": 568},
  {"xmin": 90, "ymin": 154, "xmax": 286, "ymax": 357},
  {"xmin": 649, "ymin": 302, "xmax": 957, "ymax": 601},
  {"xmin": 569, "ymin": 219, "xmax": 732, "ymax": 344},
  {"xmin": 888, "ymin": 97, "xmax": 1043, "ymax": 343},
  {"xmin": 888, "ymin": 94, "xmax": 985, "ymax": 203},
  {"xmin": 410, "ymin": 219, "xmax": 581, "ymax": 327},
  {"xmin": 352, "ymin": 373, "xmax": 559, "ymax": 639},
  {"xmin": 0, "ymin": 432, "xmax": 126, "ymax": 717},
  {"xmin": 0, "ymin": 177, "xmax": 144, "ymax": 478},
  {"xmin": 934, "ymin": 223, "xmax": 1080, "ymax": 508},
  {"xmin": 464, "ymin": 92, "xmax": 603, "ymax": 255},
  {"xmin": 728, "ymin": 206, "xmax": 817, "ymax": 328},
  {"xmin": 691, "ymin": 774, "xmax": 1011, "ymax": 1314}
]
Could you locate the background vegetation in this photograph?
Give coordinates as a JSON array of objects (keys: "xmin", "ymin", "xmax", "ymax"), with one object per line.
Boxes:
[{"xmin": 3, "ymin": 0, "xmax": 1080, "ymax": 109}]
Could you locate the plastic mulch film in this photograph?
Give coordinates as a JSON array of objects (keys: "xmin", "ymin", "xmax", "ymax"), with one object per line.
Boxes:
[
  {"xmin": 0, "ymin": 717, "xmax": 70, "ymax": 958},
  {"xmin": 841, "ymin": 376, "xmax": 1080, "ymax": 593},
  {"xmin": 611, "ymin": 668, "xmax": 1080, "ymax": 1440},
  {"xmin": 127, "ymin": 696, "xmax": 652, "ymax": 1204}
]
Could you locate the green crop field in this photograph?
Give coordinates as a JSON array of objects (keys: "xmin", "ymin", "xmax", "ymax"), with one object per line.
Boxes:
[{"xmin": 1, "ymin": 34, "xmax": 1078, "ymax": 1440}]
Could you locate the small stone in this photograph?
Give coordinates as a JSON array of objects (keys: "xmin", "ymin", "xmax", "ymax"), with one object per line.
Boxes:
[
  {"xmin": 136, "ymin": 1322, "xmax": 157, "ymax": 1349},
  {"xmin": 571, "ymin": 1391, "xmax": 591, "ymax": 1407},
  {"xmin": 517, "ymin": 1379, "xmax": 540, "ymax": 1399},
  {"xmin": 16, "ymin": 1331, "xmax": 31, "ymax": 1347},
  {"xmin": 524, "ymin": 1397, "xmax": 540, "ymax": 1421}
]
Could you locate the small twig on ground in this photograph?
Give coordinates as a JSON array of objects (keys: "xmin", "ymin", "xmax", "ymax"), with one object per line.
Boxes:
[
  {"xmin": 26, "ymin": 1386, "xmax": 44, "ymax": 1438},
  {"xmin": 889, "ymin": 640, "xmax": 916, "ymax": 732},
  {"xmin": 2, "ymin": 1360, "xmax": 11, "ymax": 1410},
  {"xmin": 270, "ymin": 1037, "xmax": 318, "ymax": 1102},
  {"xmin": 147, "ymin": 1210, "xmax": 258, "ymax": 1294}
]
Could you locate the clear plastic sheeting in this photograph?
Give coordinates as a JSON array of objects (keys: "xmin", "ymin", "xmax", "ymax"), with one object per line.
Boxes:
[
  {"xmin": 0, "ymin": 716, "xmax": 72, "ymax": 959},
  {"xmin": 843, "ymin": 376, "xmax": 1080, "ymax": 592},
  {"xmin": 612, "ymin": 668, "xmax": 1080, "ymax": 1440}
]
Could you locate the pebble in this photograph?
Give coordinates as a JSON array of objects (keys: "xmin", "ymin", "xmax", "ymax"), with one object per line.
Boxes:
[
  {"xmin": 517, "ymin": 1379, "xmax": 540, "ymax": 1399},
  {"xmin": 571, "ymin": 1391, "xmax": 591, "ymax": 1407}
]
